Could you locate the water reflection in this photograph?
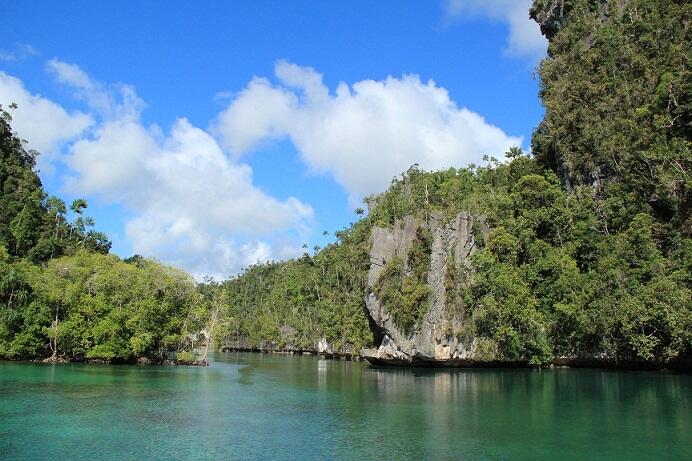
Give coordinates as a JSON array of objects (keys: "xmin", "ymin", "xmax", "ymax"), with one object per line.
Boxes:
[{"xmin": 1, "ymin": 354, "xmax": 690, "ymax": 460}]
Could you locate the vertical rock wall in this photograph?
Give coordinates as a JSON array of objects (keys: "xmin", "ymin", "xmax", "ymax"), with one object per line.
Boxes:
[{"xmin": 362, "ymin": 211, "xmax": 489, "ymax": 365}]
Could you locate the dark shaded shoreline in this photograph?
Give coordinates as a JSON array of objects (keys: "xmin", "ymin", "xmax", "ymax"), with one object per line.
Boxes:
[
  {"xmin": 362, "ymin": 354, "xmax": 691, "ymax": 372},
  {"xmin": 220, "ymin": 345, "xmax": 360, "ymax": 361},
  {"xmin": 0, "ymin": 356, "xmax": 208, "ymax": 366},
  {"xmin": 221, "ymin": 346, "xmax": 691, "ymax": 372},
  {"xmin": 3, "ymin": 349, "xmax": 689, "ymax": 372}
]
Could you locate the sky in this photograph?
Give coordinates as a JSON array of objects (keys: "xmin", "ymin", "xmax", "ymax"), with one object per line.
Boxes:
[{"xmin": 0, "ymin": 0, "xmax": 547, "ymax": 279}]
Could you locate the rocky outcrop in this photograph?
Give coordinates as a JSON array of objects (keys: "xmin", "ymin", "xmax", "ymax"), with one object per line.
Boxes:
[
  {"xmin": 362, "ymin": 211, "xmax": 490, "ymax": 365},
  {"xmin": 530, "ymin": 0, "xmax": 572, "ymax": 39},
  {"xmin": 42, "ymin": 355, "xmax": 69, "ymax": 363}
]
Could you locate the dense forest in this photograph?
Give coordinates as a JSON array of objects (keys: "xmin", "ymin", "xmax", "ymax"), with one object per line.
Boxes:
[
  {"xmin": 0, "ymin": 107, "xmax": 210, "ymax": 363},
  {"xmin": 213, "ymin": 0, "xmax": 691, "ymax": 367},
  {"xmin": 0, "ymin": 0, "xmax": 689, "ymax": 368}
]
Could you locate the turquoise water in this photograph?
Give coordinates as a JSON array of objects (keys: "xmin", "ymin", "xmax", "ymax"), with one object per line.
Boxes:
[{"xmin": 0, "ymin": 353, "xmax": 690, "ymax": 460}]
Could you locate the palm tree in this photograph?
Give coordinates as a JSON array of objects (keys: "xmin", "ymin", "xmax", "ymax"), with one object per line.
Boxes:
[
  {"xmin": 81, "ymin": 217, "xmax": 95, "ymax": 246},
  {"xmin": 69, "ymin": 198, "xmax": 88, "ymax": 241},
  {"xmin": 70, "ymin": 198, "xmax": 87, "ymax": 215},
  {"xmin": 505, "ymin": 146, "xmax": 523, "ymax": 159},
  {"xmin": 46, "ymin": 196, "xmax": 66, "ymax": 259},
  {"xmin": 86, "ymin": 231, "xmax": 111, "ymax": 253}
]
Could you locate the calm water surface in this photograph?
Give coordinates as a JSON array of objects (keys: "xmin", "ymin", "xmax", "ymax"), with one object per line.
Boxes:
[{"xmin": 0, "ymin": 352, "xmax": 690, "ymax": 460}]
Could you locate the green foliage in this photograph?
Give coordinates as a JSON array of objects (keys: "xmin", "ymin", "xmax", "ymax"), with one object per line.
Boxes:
[
  {"xmin": 217, "ymin": 220, "xmax": 374, "ymax": 353},
  {"xmin": 176, "ymin": 350, "xmax": 196, "ymax": 363},
  {"xmin": 373, "ymin": 227, "xmax": 432, "ymax": 334},
  {"xmin": 375, "ymin": 257, "xmax": 427, "ymax": 334},
  {"xmin": 471, "ymin": 249, "xmax": 551, "ymax": 364},
  {"xmin": 2, "ymin": 0, "xmax": 690, "ymax": 368},
  {"xmin": 0, "ymin": 251, "xmax": 203, "ymax": 361},
  {"xmin": 0, "ymin": 110, "xmax": 203, "ymax": 362},
  {"xmin": 219, "ymin": 135, "xmax": 689, "ymax": 365},
  {"xmin": 531, "ymin": 0, "xmax": 691, "ymax": 229},
  {"xmin": 0, "ymin": 105, "xmax": 111, "ymax": 263}
]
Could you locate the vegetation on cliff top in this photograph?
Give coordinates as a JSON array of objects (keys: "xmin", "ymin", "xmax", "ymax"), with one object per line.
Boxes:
[
  {"xmin": 531, "ymin": 0, "xmax": 690, "ymax": 230},
  {"xmin": 219, "ymin": 219, "xmax": 374, "ymax": 354},
  {"xmin": 215, "ymin": 0, "xmax": 690, "ymax": 366},
  {"xmin": 1, "ymin": 0, "xmax": 689, "ymax": 367}
]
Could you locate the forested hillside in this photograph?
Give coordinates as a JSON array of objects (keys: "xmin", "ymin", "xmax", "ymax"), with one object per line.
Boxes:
[
  {"xmin": 0, "ymin": 107, "xmax": 110, "ymax": 261},
  {"xmin": 0, "ymin": 106, "xmax": 209, "ymax": 363},
  {"xmin": 1, "ymin": 0, "xmax": 689, "ymax": 369},
  {"xmin": 215, "ymin": 0, "xmax": 690, "ymax": 368},
  {"xmin": 531, "ymin": 0, "xmax": 690, "ymax": 230}
]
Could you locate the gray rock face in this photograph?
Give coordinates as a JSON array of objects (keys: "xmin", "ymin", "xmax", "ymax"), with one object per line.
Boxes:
[
  {"xmin": 530, "ymin": 0, "xmax": 575, "ymax": 40},
  {"xmin": 363, "ymin": 211, "xmax": 489, "ymax": 364},
  {"xmin": 530, "ymin": 1, "xmax": 612, "ymax": 43},
  {"xmin": 366, "ymin": 215, "xmax": 418, "ymax": 328}
]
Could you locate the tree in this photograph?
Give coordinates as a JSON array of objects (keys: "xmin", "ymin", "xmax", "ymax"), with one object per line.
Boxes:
[
  {"xmin": 70, "ymin": 198, "xmax": 88, "ymax": 215},
  {"xmin": 68, "ymin": 199, "xmax": 88, "ymax": 240},
  {"xmin": 530, "ymin": 0, "xmax": 691, "ymax": 228},
  {"xmin": 504, "ymin": 146, "xmax": 523, "ymax": 159},
  {"xmin": 46, "ymin": 197, "xmax": 66, "ymax": 259}
]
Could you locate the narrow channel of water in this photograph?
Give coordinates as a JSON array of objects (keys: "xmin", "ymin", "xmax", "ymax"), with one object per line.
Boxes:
[{"xmin": 1, "ymin": 352, "xmax": 690, "ymax": 460}]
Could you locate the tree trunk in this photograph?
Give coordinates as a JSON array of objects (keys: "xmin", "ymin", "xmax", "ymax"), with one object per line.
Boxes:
[
  {"xmin": 202, "ymin": 298, "xmax": 222, "ymax": 362},
  {"xmin": 50, "ymin": 304, "xmax": 60, "ymax": 358}
]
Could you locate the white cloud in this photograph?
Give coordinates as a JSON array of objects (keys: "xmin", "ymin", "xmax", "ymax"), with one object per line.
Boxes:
[
  {"xmin": 213, "ymin": 60, "xmax": 522, "ymax": 202},
  {"xmin": 56, "ymin": 69, "xmax": 313, "ymax": 278},
  {"xmin": 2, "ymin": 58, "xmax": 525, "ymax": 278},
  {"xmin": 444, "ymin": 0, "xmax": 546, "ymax": 59},
  {"xmin": 46, "ymin": 59, "xmax": 145, "ymax": 120},
  {"xmin": 3, "ymin": 63, "xmax": 313, "ymax": 279},
  {"xmin": 0, "ymin": 72, "xmax": 92, "ymax": 156},
  {"xmin": 0, "ymin": 44, "xmax": 39, "ymax": 62}
]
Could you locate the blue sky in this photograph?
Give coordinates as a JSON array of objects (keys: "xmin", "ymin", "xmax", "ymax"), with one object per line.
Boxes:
[{"xmin": 0, "ymin": 0, "xmax": 546, "ymax": 278}]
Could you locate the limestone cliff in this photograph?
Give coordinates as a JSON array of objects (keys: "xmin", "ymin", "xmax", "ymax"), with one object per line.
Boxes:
[
  {"xmin": 529, "ymin": 0, "xmax": 575, "ymax": 40},
  {"xmin": 361, "ymin": 211, "xmax": 491, "ymax": 365}
]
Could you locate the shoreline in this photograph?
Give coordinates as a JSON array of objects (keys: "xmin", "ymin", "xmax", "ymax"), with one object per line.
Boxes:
[
  {"xmin": 0, "ymin": 356, "xmax": 209, "ymax": 367},
  {"xmin": 362, "ymin": 355, "xmax": 690, "ymax": 372},
  {"xmin": 220, "ymin": 345, "xmax": 361, "ymax": 361},
  {"xmin": 3, "ymin": 349, "xmax": 689, "ymax": 373},
  {"xmin": 221, "ymin": 346, "xmax": 691, "ymax": 373}
]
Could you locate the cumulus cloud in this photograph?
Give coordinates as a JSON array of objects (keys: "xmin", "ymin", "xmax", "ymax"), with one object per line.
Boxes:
[
  {"xmin": 47, "ymin": 61, "xmax": 314, "ymax": 278},
  {"xmin": 2, "ymin": 58, "xmax": 524, "ymax": 278},
  {"xmin": 0, "ymin": 72, "xmax": 92, "ymax": 156},
  {"xmin": 65, "ymin": 116, "xmax": 312, "ymax": 277},
  {"xmin": 3, "ymin": 62, "xmax": 313, "ymax": 278},
  {"xmin": 213, "ymin": 60, "xmax": 522, "ymax": 201},
  {"xmin": 444, "ymin": 0, "xmax": 547, "ymax": 59}
]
